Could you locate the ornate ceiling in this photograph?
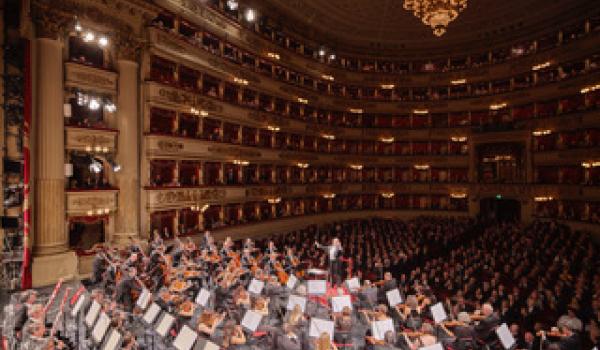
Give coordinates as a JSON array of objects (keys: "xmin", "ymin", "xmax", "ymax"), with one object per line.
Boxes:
[{"xmin": 250, "ymin": 0, "xmax": 595, "ymax": 58}]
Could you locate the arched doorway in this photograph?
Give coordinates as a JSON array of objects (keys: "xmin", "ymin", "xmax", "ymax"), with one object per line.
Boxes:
[{"xmin": 480, "ymin": 197, "xmax": 521, "ymax": 222}]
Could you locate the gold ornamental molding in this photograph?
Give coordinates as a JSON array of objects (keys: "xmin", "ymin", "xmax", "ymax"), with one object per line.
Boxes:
[
  {"xmin": 245, "ymin": 186, "xmax": 290, "ymax": 199},
  {"xmin": 157, "ymin": 140, "xmax": 184, "ymax": 152},
  {"xmin": 247, "ymin": 111, "xmax": 291, "ymax": 127},
  {"xmin": 66, "ymin": 126, "xmax": 117, "ymax": 152},
  {"xmin": 147, "ymin": 83, "xmax": 224, "ymax": 113},
  {"xmin": 66, "ymin": 190, "xmax": 118, "ymax": 215},
  {"xmin": 206, "ymin": 146, "xmax": 261, "ymax": 159},
  {"xmin": 65, "ymin": 62, "xmax": 118, "ymax": 94},
  {"xmin": 146, "ymin": 188, "xmax": 227, "ymax": 210}
]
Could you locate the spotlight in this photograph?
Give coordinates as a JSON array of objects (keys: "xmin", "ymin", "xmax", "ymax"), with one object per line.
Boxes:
[
  {"xmin": 89, "ymin": 160, "xmax": 103, "ymax": 173},
  {"xmin": 98, "ymin": 36, "xmax": 108, "ymax": 47},
  {"xmin": 318, "ymin": 48, "xmax": 326, "ymax": 57},
  {"xmin": 75, "ymin": 22, "xmax": 82, "ymax": 32},
  {"xmin": 244, "ymin": 8, "xmax": 256, "ymax": 22},
  {"xmin": 328, "ymin": 53, "xmax": 336, "ymax": 60},
  {"xmin": 227, "ymin": 0, "xmax": 238, "ymax": 10},
  {"xmin": 104, "ymin": 102, "xmax": 116, "ymax": 113},
  {"xmin": 110, "ymin": 160, "xmax": 121, "ymax": 172},
  {"xmin": 88, "ymin": 99, "xmax": 100, "ymax": 110},
  {"xmin": 77, "ymin": 93, "xmax": 87, "ymax": 106},
  {"xmin": 83, "ymin": 32, "xmax": 95, "ymax": 42}
]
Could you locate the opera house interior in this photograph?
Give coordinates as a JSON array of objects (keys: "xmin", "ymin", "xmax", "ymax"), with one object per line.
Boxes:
[{"xmin": 0, "ymin": 0, "xmax": 600, "ymax": 349}]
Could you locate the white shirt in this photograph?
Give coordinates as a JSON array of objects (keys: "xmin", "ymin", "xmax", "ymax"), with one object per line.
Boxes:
[{"xmin": 329, "ymin": 246, "xmax": 338, "ymax": 261}]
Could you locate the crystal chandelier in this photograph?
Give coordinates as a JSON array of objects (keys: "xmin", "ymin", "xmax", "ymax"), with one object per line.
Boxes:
[{"xmin": 403, "ymin": 0, "xmax": 468, "ymax": 37}]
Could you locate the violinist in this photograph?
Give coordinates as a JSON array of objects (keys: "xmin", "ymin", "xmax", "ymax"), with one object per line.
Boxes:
[
  {"xmin": 115, "ymin": 268, "xmax": 141, "ymax": 312},
  {"xmin": 378, "ymin": 272, "xmax": 398, "ymax": 303},
  {"xmin": 448, "ymin": 312, "xmax": 477, "ymax": 350},
  {"xmin": 197, "ymin": 311, "xmax": 225, "ymax": 336},
  {"xmin": 403, "ymin": 323, "xmax": 437, "ymax": 350},
  {"xmin": 220, "ymin": 321, "xmax": 247, "ymax": 350},
  {"xmin": 91, "ymin": 249, "xmax": 107, "ymax": 286},
  {"xmin": 473, "ymin": 303, "xmax": 500, "ymax": 345},
  {"xmin": 277, "ymin": 323, "xmax": 302, "ymax": 350},
  {"xmin": 540, "ymin": 321, "xmax": 582, "ymax": 350}
]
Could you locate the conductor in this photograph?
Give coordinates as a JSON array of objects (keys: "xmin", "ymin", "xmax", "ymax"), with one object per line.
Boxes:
[{"xmin": 315, "ymin": 237, "xmax": 343, "ymax": 285}]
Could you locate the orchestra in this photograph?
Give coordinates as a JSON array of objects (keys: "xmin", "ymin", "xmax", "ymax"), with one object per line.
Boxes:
[{"xmin": 3, "ymin": 218, "xmax": 597, "ymax": 350}]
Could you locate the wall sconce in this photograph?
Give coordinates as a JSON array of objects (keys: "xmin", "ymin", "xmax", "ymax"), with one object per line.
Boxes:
[{"xmin": 267, "ymin": 197, "xmax": 281, "ymax": 204}]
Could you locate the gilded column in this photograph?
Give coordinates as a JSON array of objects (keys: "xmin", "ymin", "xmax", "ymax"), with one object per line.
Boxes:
[
  {"xmin": 33, "ymin": 37, "xmax": 67, "ymax": 256},
  {"xmin": 114, "ymin": 59, "xmax": 140, "ymax": 243}
]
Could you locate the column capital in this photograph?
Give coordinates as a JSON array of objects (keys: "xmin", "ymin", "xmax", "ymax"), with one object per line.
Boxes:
[
  {"xmin": 32, "ymin": 2, "xmax": 72, "ymax": 40},
  {"xmin": 116, "ymin": 32, "xmax": 143, "ymax": 62}
]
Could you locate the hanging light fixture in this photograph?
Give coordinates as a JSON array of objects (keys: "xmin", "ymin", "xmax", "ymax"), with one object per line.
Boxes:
[{"xmin": 403, "ymin": 0, "xmax": 468, "ymax": 37}]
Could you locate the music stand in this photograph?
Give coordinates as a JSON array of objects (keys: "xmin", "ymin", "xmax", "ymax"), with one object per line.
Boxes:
[
  {"xmin": 142, "ymin": 302, "xmax": 162, "ymax": 325},
  {"xmin": 91, "ymin": 312, "xmax": 111, "ymax": 344},
  {"xmin": 100, "ymin": 328, "xmax": 122, "ymax": 350},
  {"xmin": 173, "ymin": 325, "xmax": 198, "ymax": 350},
  {"xmin": 84, "ymin": 300, "xmax": 101, "ymax": 328},
  {"xmin": 194, "ymin": 337, "xmax": 220, "ymax": 350},
  {"xmin": 155, "ymin": 312, "xmax": 176, "ymax": 338}
]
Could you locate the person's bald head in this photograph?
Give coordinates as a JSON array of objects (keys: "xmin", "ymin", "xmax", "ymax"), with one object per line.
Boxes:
[{"xmin": 482, "ymin": 303, "xmax": 494, "ymax": 316}]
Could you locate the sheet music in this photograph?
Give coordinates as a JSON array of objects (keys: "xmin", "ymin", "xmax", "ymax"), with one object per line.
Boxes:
[
  {"xmin": 101, "ymin": 329, "xmax": 122, "ymax": 350},
  {"xmin": 309, "ymin": 318, "xmax": 334, "ymax": 340},
  {"xmin": 136, "ymin": 289, "xmax": 151, "ymax": 310},
  {"xmin": 286, "ymin": 274, "xmax": 298, "ymax": 290},
  {"xmin": 195, "ymin": 288, "xmax": 211, "ymax": 307},
  {"xmin": 71, "ymin": 294, "xmax": 86, "ymax": 317},
  {"xmin": 345, "ymin": 277, "xmax": 360, "ymax": 291},
  {"xmin": 372, "ymin": 318, "xmax": 394, "ymax": 340},
  {"xmin": 495, "ymin": 323, "xmax": 516, "ymax": 350},
  {"xmin": 196, "ymin": 338, "xmax": 220, "ymax": 350},
  {"xmin": 419, "ymin": 343, "xmax": 444, "ymax": 350},
  {"xmin": 241, "ymin": 310, "xmax": 263, "ymax": 332},
  {"xmin": 92, "ymin": 312, "xmax": 110, "ymax": 343},
  {"xmin": 248, "ymin": 278, "xmax": 265, "ymax": 295},
  {"xmin": 173, "ymin": 325, "xmax": 198, "ymax": 350},
  {"xmin": 84, "ymin": 300, "xmax": 101, "ymax": 328},
  {"xmin": 307, "ymin": 280, "xmax": 327, "ymax": 295},
  {"xmin": 286, "ymin": 295, "xmax": 307, "ymax": 312},
  {"xmin": 155, "ymin": 313, "xmax": 176, "ymax": 337},
  {"xmin": 386, "ymin": 288, "xmax": 403, "ymax": 307},
  {"xmin": 331, "ymin": 295, "xmax": 353, "ymax": 313},
  {"xmin": 142, "ymin": 303, "xmax": 161, "ymax": 325},
  {"xmin": 430, "ymin": 302, "xmax": 448, "ymax": 324}
]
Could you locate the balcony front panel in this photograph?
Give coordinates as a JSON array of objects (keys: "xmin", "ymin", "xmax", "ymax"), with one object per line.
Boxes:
[
  {"xmin": 145, "ymin": 183, "xmax": 458, "ymax": 211},
  {"xmin": 533, "ymin": 148, "xmax": 600, "ymax": 165},
  {"xmin": 144, "ymin": 81, "xmax": 471, "ymax": 140},
  {"xmin": 66, "ymin": 189, "xmax": 119, "ymax": 216},
  {"xmin": 151, "ymin": 1, "xmax": 600, "ymax": 86},
  {"xmin": 65, "ymin": 62, "xmax": 118, "ymax": 94},
  {"xmin": 65, "ymin": 126, "xmax": 118, "ymax": 153},
  {"xmin": 145, "ymin": 134, "xmax": 469, "ymax": 167}
]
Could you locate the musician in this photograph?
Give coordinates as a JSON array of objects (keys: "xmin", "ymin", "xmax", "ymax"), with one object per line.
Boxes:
[
  {"xmin": 91, "ymin": 250, "xmax": 106, "ymax": 285},
  {"xmin": 243, "ymin": 238, "xmax": 255, "ymax": 252},
  {"xmin": 115, "ymin": 268, "xmax": 141, "ymax": 312},
  {"xmin": 220, "ymin": 321, "xmax": 247, "ymax": 349},
  {"xmin": 541, "ymin": 321, "xmax": 582, "ymax": 350},
  {"xmin": 378, "ymin": 271, "xmax": 398, "ymax": 303},
  {"xmin": 277, "ymin": 323, "xmax": 302, "ymax": 350},
  {"xmin": 474, "ymin": 303, "xmax": 500, "ymax": 344},
  {"xmin": 315, "ymin": 237, "xmax": 343, "ymax": 284},
  {"xmin": 451, "ymin": 312, "xmax": 477, "ymax": 350},
  {"xmin": 14, "ymin": 290, "xmax": 38, "ymax": 339},
  {"xmin": 314, "ymin": 332, "xmax": 338, "ymax": 350},
  {"xmin": 266, "ymin": 240, "xmax": 277, "ymax": 255},
  {"xmin": 373, "ymin": 331, "xmax": 402, "ymax": 350}
]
